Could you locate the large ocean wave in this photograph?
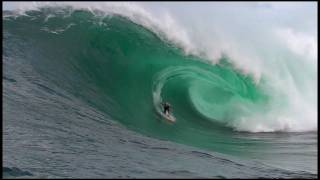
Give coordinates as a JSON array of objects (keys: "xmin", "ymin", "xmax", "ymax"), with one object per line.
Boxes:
[
  {"xmin": 3, "ymin": 3, "xmax": 318, "ymax": 176},
  {"xmin": 5, "ymin": 3, "xmax": 317, "ymax": 133}
]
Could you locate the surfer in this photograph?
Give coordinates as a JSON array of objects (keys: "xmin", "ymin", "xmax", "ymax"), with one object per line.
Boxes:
[{"xmin": 161, "ymin": 102, "xmax": 171, "ymax": 115}]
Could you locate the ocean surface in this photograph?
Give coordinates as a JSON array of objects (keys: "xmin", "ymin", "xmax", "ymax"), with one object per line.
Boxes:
[{"xmin": 3, "ymin": 4, "xmax": 317, "ymax": 178}]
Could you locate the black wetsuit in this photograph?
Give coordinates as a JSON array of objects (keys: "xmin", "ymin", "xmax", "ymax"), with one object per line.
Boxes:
[{"xmin": 163, "ymin": 103, "xmax": 170, "ymax": 114}]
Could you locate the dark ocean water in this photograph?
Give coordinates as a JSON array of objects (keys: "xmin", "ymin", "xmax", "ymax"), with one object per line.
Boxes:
[{"xmin": 3, "ymin": 7, "xmax": 317, "ymax": 178}]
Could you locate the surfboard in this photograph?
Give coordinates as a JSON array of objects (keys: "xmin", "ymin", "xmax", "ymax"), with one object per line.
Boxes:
[{"xmin": 161, "ymin": 112, "xmax": 176, "ymax": 122}]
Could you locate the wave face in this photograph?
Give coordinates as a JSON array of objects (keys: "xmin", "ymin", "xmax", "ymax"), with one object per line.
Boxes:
[
  {"xmin": 3, "ymin": 7, "xmax": 267, "ymax": 146},
  {"xmin": 5, "ymin": 3, "xmax": 317, "ymax": 133},
  {"xmin": 3, "ymin": 4, "xmax": 317, "ymax": 178}
]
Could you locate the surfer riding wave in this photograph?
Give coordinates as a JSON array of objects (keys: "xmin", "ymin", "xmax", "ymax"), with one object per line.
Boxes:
[{"xmin": 161, "ymin": 102, "xmax": 171, "ymax": 115}]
